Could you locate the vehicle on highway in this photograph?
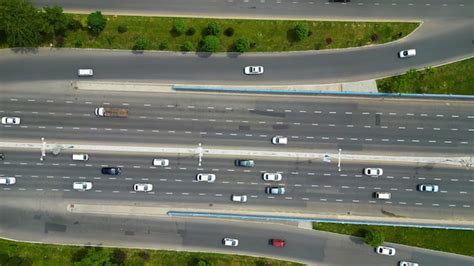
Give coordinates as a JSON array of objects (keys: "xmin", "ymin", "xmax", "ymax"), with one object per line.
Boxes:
[
  {"xmin": 73, "ymin": 181, "xmax": 93, "ymax": 191},
  {"xmin": 95, "ymin": 107, "xmax": 128, "ymax": 117},
  {"xmin": 243, "ymin": 66, "xmax": 264, "ymax": 75},
  {"xmin": 265, "ymin": 186, "xmax": 286, "ymax": 195},
  {"xmin": 399, "ymin": 261, "xmax": 419, "ymax": 266},
  {"xmin": 0, "ymin": 153, "xmax": 4, "ymax": 160},
  {"xmin": 376, "ymin": 246, "xmax": 396, "ymax": 256},
  {"xmin": 374, "ymin": 192, "xmax": 391, "ymax": 200},
  {"xmin": 363, "ymin": 168, "xmax": 383, "ymax": 177},
  {"xmin": 72, "ymin": 154, "xmax": 89, "ymax": 161},
  {"xmin": 133, "ymin": 183, "xmax": 153, "ymax": 192},
  {"xmin": 262, "ymin": 172, "xmax": 283, "ymax": 181},
  {"xmin": 1, "ymin": 117, "xmax": 20, "ymax": 125},
  {"xmin": 329, "ymin": 0, "xmax": 350, "ymax": 2},
  {"xmin": 272, "ymin": 136, "xmax": 288, "ymax": 145},
  {"xmin": 0, "ymin": 177, "xmax": 16, "ymax": 185},
  {"xmin": 231, "ymin": 194, "xmax": 248, "ymax": 202},
  {"xmin": 398, "ymin": 49, "xmax": 416, "ymax": 58},
  {"xmin": 196, "ymin": 173, "xmax": 216, "ymax": 182},
  {"xmin": 101, "ymin": 167, "xmax": 122, "ymax": 175},
  {"xmin": 222, "ymin": 237, "xmax": 239, "ymax": 247},
  {"xmin": 153, "ymin": 158, "xmax": 169, "ymax": 167},
  {"xmin": 235, "ymin": 159, "xmax": 255, "ymax": 167},
  {"xmin": 78, "ymin": 68, "xmax": 93, "ymax": 77},
  {"xmin": 417, "ymin": 183, "xmax": 439, "ymax": 192},
  {"xmin": 271, "ymin": 239, "xmax": 286, "ymax": 248}
]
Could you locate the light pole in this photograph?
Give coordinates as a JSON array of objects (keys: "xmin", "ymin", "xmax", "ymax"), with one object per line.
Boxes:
[
  {"xmin": 337, "ymin": 148, "xmax": 342, "ymax": 172},
  {"xmin": 40, "ymin": 137, "xmax": 46, "ymax": 161},
  {"xmin": 197, "ymin": 143, "xmax": 203, "ymax": 166}
]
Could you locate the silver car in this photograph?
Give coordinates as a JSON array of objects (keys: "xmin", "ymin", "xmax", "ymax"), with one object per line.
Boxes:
[
  {"xmin": 262, "ymin": 172, "xmax": 283, "ymax": 181},
  {"xmin": 265, "ymin": 186, "xmax": 285, "ymax": 195},
  {"xmin": 417, "ymin": 183, "xmax": 439, "ymax": 192},
  {"xmin": 196, "ymin": 173, "xmax": 216, "ymax": 182}
]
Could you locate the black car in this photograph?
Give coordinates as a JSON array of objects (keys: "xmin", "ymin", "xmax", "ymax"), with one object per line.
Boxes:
[
  {"xmin": 101, "ymin": 167, "xmax": 122, "ymax": 175},
  {"xmin": 330, "ymin": 0, "xmax": 350, "ymax": 2},
  {"xmin": 235, "ymin": 159, "xmax": 255, "ymax": 167},
  {"xmin": 0, "ymin": 153, "xmax": 4, "ymax": 160}
]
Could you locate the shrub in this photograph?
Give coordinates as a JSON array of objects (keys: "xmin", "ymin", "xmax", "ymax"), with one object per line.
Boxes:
[
  {"xmin": 200, "ymin": 35, "xmax": 220, "ymax": 52},
  {"xmin": 371, "ymin": 33, "xmax": 379, "ymax": 42},
  {"xmin": 224, "ymin": 27, "xmax": 234, "ymax": 37},
  {"xmin": 186, "ymin": 27, "xmax": 196, "ymax": 36},
  {"xmin": 294, "ymin": 22, "xmax": 310, "ymax": 41},
  {"xmin": 325, "ymin": 37, "xmax": 332, "ymax": 45},
  {"xmin": 138, "ymin": 252, "xmax": 150, "ymax": 261},
  {"xmin": 55, "ymin": 35, "xmax": 65, "ymax": 47},
  {"xmin": 206, "ymin": 21, "xmax": 220, "ymax": 36},
  {"xmin": 117, "ymin": 24, "xmax": 127, "ymax": 33},
  {"xmin": 74, "ymin": 39, "xmax": 83, "ymax": 47},
  {"xmin": 111, "ymin": 249, "xmax": 126, "ymax": 265},
  {"xmin": 173, "ymin": 19, "xmax": 187, "ymax": 35},
  {"xmin": 87, "ymin": 11, "xmax": 107, "ymax": 34},
  {"xmin": 364, "ymin": 229, "xmax": 384, "ymax": 247},
  {"xmin": 181, "ymin": 41, "xmax": 194, "ymax": 51},
  {"xmin": 234, "ymin": 37, "xmax": 250, "ymax": 53},
  {"xmin": 159, "ymin": 40, "xmax": 170, "ymax": 50},
  {"xmin": 133, "ymin": 36, "xmax": 149, "ymax": 50},
  {"xmin": 68, "ymin": 19, "xmax": 82, "ymax": 31}
]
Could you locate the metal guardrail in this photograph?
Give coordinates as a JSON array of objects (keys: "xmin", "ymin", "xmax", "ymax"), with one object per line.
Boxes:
[
  {"xmin": 173, "ymin": 85, "xmax": 474, "ymax": 100},
  {"xmin": 167, "ymin": 211, "xmax": 474, "ymax": 231}
]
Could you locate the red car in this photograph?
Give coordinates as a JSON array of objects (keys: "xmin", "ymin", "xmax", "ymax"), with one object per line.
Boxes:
[{"xmin": 271, "ymin": 239, "xmax": 286, "ymax": 248}]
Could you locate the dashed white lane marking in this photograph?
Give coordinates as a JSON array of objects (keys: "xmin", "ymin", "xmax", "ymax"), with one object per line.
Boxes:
[{"xmin": 144, "ymin": 104, "xmax": 151, "ymax": 107}]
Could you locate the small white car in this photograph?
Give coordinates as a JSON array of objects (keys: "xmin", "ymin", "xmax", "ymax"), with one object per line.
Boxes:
[
  {"xmin": 398, "ymin": 49, "xmax": 416, "ymax": 58},
  {"xmin": 262, "ymin": 172, "xmax": 283, "ymax": 181},
  {"xmin": 417, "ymin": 183, "xmax": 439, "ymax": 192},
  {"xmin": 78, "ymin": 69, "xmax": 94, "ymax": 76},
  {"xmin": 73, "ymin": 182, "xmax": 93, "ymax": 191},
  {"xmin": 399, "ymin": 261, "xmax": 419, "ymax": 266},
  {"xmin": 272, "ymin": 136, "xmax": 288, "ymax": 145},
  {"xmin": 196, "ymin": 173, "xmax": 216, "ymax": 182},
  {"xmin": 364, "ymin": 168, "xmax": 383, "ymax": 177},
  {"xmin": 376, "ymin": 246, "xmax": 396, "ymax": 256},
  {"xmin": 0, "ymin": 177, "xmax": 16, "ymax": 185},
  {"xmin": 244, "ymin": 66, "xmax": 264, "ymax": 75},
  {"xmin": 153, "ymin": 158, "xmax": 169, "ymax": 167},
  {"xmin": 134, "ymin": 183, "xmax": 153, "ymax": 192},
  {"xmin": 231, "ymin": 194, "xmax": 248, "ymax": 202},
  {"xmin": 1, "ymin": 117, "xmax": 21, "ymax": 125},
  {"xmin": 222, "ymin": 237, "xmax": 239, "ymax": 247},
  {"xmin": 72, "ymin": 154, "xmax": 89, "ymax": 161}
]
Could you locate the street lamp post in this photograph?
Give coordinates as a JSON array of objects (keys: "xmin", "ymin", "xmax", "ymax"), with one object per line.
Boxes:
[
  {"xmin": 40, "ymin": 138, "xmax": 46, "ymax": 161},
  {"xmin": 197, "ymin": 143, "xmax": 203, "ymax": 166},
  {"xmin": 337, "ymin": 148, "xmax": 342, "ymax": 172}
]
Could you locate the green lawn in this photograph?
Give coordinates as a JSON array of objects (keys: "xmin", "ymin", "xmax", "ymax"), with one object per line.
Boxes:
[
  {"xmin": 313, "ymin": 223, "xmax": 474, "ymax": 257},
  {"xmin": 377, "ymin": 57, "xmax": 474, "ymax": 95},
  {"xmin": 0, "ymin": 238, "xmax": 302, "ymax": 266},
  {"xmin": 58, "ymin": 14, "xmax": 418, "ymax": 52}
]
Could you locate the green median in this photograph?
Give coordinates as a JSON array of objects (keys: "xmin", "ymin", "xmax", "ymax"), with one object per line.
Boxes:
[
  {"xmin": 313, "ymin": 223, "xmax": 474, "ymax": 257},
  {"xmin": 0, "ymin": 238, "xmax": 302, "ymax": 266}
]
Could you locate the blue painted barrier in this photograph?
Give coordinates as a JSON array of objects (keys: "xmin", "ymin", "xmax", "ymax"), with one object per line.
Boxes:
[
  {"xmin": 167, "ymin": 211, "xmax": 474, "ymax": 231},
  {"xmin": 173, "ymin": 85, "xmax": 474, "ymax": 100}
]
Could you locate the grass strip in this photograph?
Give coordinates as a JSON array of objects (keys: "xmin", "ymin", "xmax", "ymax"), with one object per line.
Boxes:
[
  {"xmin": 55, "ymin": 15, "xmax": 419, "ymax": 52},
  {"xmin": 377, "ymin": 57, "xmax": 474, "ymax": 95},
  {"xmin": 0, "ymin": 238, "xmax": 302, "ymax": 266},
  {"xmin": 312, "ymin": 222, "xmax": 474, "ymax": 257}
]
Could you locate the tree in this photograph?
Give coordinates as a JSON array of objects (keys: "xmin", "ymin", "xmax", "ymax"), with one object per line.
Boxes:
[
  {"xmin": 364, "ymin": 229, "xmax": 384, "ymax": 247},
  {"xmin": 133, "ymin": 36, "xmax": 149, "ymax": 50},
  {"xmin": 200, "ymin": 35, "xmax": 219, "ymax": 52},
  {"xmin": 173, "ymin": 19, "xmax": 187, "ymax": 35},
  {"xmin": 181, "ymin": 41, "xmax": 194, "ymax": 51},
  {"xmin": 41, "ymin": 5, "xmax": 68, "ymax": 35},
  {"xmin": 159, "ymin": 40, "xmax": 169, "ymax": 50},
  {"xmin": 224, "ymin": 27, "xmax": 234, "ymax": 37},
  {"xmin": 0, "ymin": 0, "xmax": 43, "ymax": 47},
  {"xmin": 72, "ymin": 247, "xmax": 114, "ymax": 266},
  {"xmin": 206, "ymin": 21, "xmax": 220, "ymax": 36},
  {"xmin": 117, "ymin": 24, "xmax": 127, "ymax": 33},
  {"xmin": 87, "ymin": 11, "xmax": 107, "ymax": 34},
  {"xmin": 294, "ymin": 22, "xmax": 309, "ymax": 41},
  {"xmin": 234, "ymin": 37, "xmax": 250, "ymax": 53}
]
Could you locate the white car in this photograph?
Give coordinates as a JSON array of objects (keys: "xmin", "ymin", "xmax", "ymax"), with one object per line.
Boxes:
[
  {"xmin": 153, "ymin": 158, "xmax": 169, "ymax": 167},
  {"xmin": 231, "ymin": 194, "xmax": 248, "ymax": 202},
  {"xmin": 0, "ymin": 177, "xmax": 16, "ymax": 185},
  {"xmin": 399, "ymin": 261, "xmax": 419, "ymax": 266},
  {"xmin": 272, "ymin": 136, "xmax": 288, "ymax": 145},
  {"xmin": 78, "ymin": 68, "xmax": 94, "ymax": 76},
  {"xmin": 417, "ymin": 183, "xmax": 439, "ymax": 192},
  {"xmin": 244, "ymin": 66, "xmax": 264, "ymax": 75},
  {"xmin": 134, "ymin": 183, "xmax": 153, "ymax": 192},
  {"xmin": 196, "ymin": 173, "xmax": 216, "ymax": 182},
  {"xmin": 364, "ymin": 168, "xmax": 383, "ymax": 177},
  {"xmin": 376, "ymin": 246, "xmax": 396, "ymax": 256},
  {"xmin": 1, "ymin": 117, "xmax": 21, "ymax": 125},
  {"xmin": 73, "ymin": 182, "xmax": 93, "ymax": 191},
  {"xmin": 222, "ymin": 237, "xmax": 239, "ymax": 247},
  {"xmin": 262, "ymin": 172, "xmax": 283, "ymax": 181},
  {"xmin": 398, "ymin": 49, "xmax": 416, "ymax": 58}
]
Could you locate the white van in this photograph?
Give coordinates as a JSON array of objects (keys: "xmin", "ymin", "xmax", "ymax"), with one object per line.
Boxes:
[
  {"xmin": 374, "ymin": 192, "xmax": 391, "ymax": 200},
  {"xmin": 72, "ymin": 154, "xmax": 89, "ymax": 161},
  {"xmin": 78, "ymin": 69, "xmax": 93, "ymax": 77}
]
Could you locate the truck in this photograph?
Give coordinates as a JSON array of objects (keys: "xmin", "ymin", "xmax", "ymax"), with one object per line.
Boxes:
[{"xmin": 95, "ymin": 107, "xmax": 128, "ymax": 118}]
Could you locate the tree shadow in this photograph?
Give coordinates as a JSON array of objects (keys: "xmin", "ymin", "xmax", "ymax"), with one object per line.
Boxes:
[{"xmin": 10, "ymin": 47, "xmax": 39, "ymax": 54}]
